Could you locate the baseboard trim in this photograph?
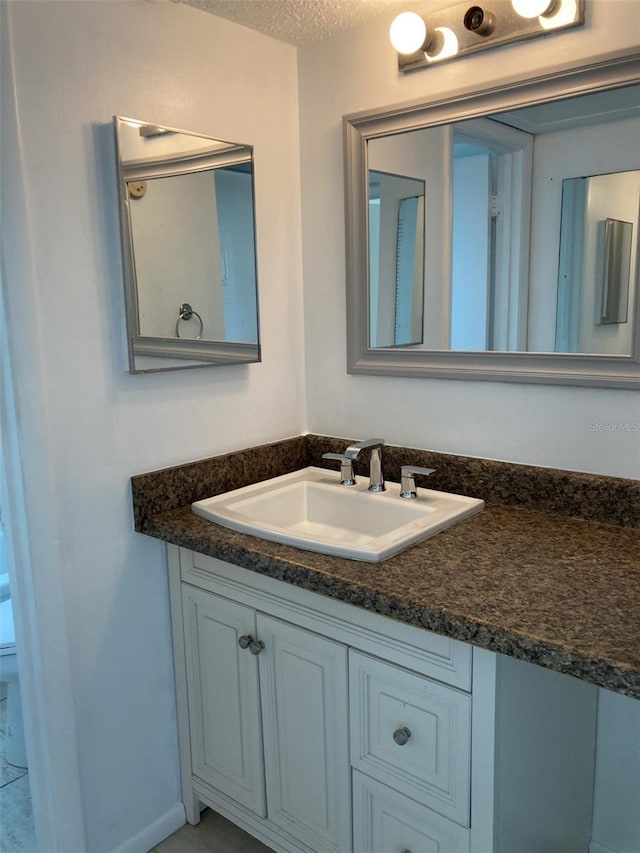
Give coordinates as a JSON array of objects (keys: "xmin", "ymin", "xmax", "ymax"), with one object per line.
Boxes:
[{"xmin": 109, "ymin": 802, "xmax": 185, "ymax": 853}]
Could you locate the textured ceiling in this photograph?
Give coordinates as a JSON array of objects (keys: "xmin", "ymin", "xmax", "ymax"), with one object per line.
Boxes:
[{"xmin": 175, "ymin": 0, "xmax": 410, "ymax": 45}]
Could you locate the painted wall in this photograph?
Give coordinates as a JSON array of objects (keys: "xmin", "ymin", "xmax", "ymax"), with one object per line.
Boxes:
[
  {"xmin": 2, "ymin": 2, "xmax": 305, "ymax": 851},
  {"xmin": 297, "ymin": 1, "xmax": 640, "ymax": 479}
]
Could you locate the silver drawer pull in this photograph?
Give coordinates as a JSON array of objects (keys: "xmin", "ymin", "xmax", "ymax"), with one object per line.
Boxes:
[
  {"xmin": 249, "ymin": 639, "xmax": 265, "ymax": 656},
  {"xmin": 393, "ymin": 726, "xmax": 411, "ymax": 746},
  {"xmin": 238, "ymin": 634, "xmax": 253, "ymax": 649},
  {"xmin": 400, "ymin": 849, "xmax": 414, "ymax": 853}
]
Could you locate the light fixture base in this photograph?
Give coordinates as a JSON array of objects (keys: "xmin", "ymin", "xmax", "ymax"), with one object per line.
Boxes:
[{"xmin": 396, "ymin": 0, "xmax": 584, "ymax": 72}]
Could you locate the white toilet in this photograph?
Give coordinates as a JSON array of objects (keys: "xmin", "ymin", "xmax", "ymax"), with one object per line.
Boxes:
[{"xmin": 0, "ymin": 583, "xmax": 27, "ymax": 768}]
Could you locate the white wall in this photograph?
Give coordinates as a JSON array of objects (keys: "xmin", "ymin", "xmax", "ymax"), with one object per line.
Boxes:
[
  {"xmin": 2, "ymin": 2, "xmax": 305, "ymax": 851},
  {"xmin": 298, "ymin": 1, "xmax": 640, "ymax": 479}
]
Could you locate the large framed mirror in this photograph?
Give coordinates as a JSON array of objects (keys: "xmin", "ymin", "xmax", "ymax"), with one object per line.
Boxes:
[
  {"xmin": 114, "ymin": 117, "xmax": 261, "ymax": 373},
  {"xmin": 344, "ymin": 50, "xmax": 640, "ymax": 387}
]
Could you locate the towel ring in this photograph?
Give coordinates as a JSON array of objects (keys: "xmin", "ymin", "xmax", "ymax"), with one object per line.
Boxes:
[{"xmin": 175, "ymin": 303, "xmax": 203, "ymax": 339}]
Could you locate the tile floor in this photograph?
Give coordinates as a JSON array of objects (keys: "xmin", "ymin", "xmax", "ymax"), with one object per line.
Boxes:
[
  {"xmin": 0, "ymin": 685, "xmax": 36, "ymax": 853},
  {"xmin": 151, "ymin": 809, "xmax": 274, "ymax": 853}
]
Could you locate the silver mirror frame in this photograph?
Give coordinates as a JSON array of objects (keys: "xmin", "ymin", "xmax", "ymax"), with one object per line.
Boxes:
[
  {"xmin": 344, "ymin": 49, "xmax": 640, "ymax": 388},
  {"xmin": 114, "ymin": 116, "xmax": 261, "ymax": 374}
]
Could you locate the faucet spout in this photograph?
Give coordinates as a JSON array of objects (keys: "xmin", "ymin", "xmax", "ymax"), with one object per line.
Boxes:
[
  {"xmin": 345, "ymin": 437, "xmax": 384, "ymax": 458},
  {"xmin": 344, "ymin": 438, "xmax": 385, "ymax": 492}
]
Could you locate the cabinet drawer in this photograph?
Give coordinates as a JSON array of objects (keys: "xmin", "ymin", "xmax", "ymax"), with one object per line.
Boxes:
[
  {"xmin": 353, "ymin": 771, "xmax": 470, "ymax": 853},
  {"xmin": 350, "ymin": 651, "xmax": 471, "ymax": 827}
]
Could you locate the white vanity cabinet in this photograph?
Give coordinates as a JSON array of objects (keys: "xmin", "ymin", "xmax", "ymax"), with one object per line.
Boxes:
[
  {"xmin": 181, "ymin": 584, "xmax": 351, "ymax": 853},
  {"xmin": 168, "ymin": 546, "xmax": 598, "ymax": 853}
]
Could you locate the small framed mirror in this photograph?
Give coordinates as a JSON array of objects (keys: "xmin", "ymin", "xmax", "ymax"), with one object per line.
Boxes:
[
  {"xmin": 114, "ymin": 117, "xmax": 261, "ymax": 373},
  {"xmin": 344, "ymin": 51, "xmax": 640, "ymax": 387}
]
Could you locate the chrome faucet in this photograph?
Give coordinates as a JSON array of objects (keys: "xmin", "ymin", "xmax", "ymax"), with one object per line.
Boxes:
[{"xmin": 345, "ymin": 438, "xmax": 385, "ymax": 492}]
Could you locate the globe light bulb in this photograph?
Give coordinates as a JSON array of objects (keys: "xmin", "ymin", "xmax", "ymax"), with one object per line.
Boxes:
[
  {"xmin": 426, "ymin": 27, "xmax": 459, "ymax": 62},
  {"xmin": 511, "ymin": 0, "xmax": 556, "ymax": 17},
  {"xmin": 389, "ymin": 12, "xmax": 428, "ymax": 54},
  {"xmin": 540, "ymin": 0, "xmax": 576, "ymax": 29}
]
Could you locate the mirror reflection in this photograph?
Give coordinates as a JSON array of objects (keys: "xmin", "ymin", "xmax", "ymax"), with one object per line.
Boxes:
[
  {"xmin": 556, "ymin": 171, "xmax": 638, "ymax": 353},
  {"xmin": 114, "ymin": 117, "xmax": 261, "ymax": 373},
  {"xmin": 368, "ymin": 170, "xmax": 425, "ymax": 347},
  {"xmin": 364, "ymin": 84, "xmax": 640, "ymax": 357}
]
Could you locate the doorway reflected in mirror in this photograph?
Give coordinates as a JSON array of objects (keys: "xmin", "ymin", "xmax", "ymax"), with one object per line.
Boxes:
[{"xmin": 368, "ymin": 170, "xmax": 425, "ymax": 348}]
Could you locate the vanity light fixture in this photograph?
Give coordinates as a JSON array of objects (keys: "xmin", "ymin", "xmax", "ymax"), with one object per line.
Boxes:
[{"xmin": 390, "ymin": 0, "xmax": 583, "ymax": 72}]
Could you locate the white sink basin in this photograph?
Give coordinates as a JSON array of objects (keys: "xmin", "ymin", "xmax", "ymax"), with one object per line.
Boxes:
[{"xmin": 192, "ymin": 467, "xmax": 484, "ymax": 562}]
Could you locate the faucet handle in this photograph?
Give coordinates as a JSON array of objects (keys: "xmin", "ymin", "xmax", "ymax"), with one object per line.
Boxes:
[
  {"xmin": 400, "ymin": 465, "xmax": 436, "ymax": 499},
  {"xmin": 322, "ymin": 453, "xmax": 356, "ymax": 486}
]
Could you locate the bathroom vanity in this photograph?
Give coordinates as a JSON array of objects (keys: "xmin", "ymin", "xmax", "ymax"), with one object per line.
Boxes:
[
  {"xmin": 170, "ymin": 546, "xmax": 597, "ymax": 853},
  {"xmin": 132, "ymin": 435, "xmax": 640, "ymax": 853}
]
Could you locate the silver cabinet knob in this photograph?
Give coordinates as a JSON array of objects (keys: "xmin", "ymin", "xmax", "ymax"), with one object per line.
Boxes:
[
  {"xmin": 238, "ymin": 635, "xmax": 265, "ymax": 654},
  {"xmin": 393, "ymin": 726, "xmax": 411, "ymax": 746}
]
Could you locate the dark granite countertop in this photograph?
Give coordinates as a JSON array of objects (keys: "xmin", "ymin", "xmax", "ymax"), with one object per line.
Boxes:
[{"xmin": 133, "ymin": 435, "xmax": 640, "ymax": 700}]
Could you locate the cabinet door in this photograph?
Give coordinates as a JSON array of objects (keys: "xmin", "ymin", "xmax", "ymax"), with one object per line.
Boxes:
[
  {"xmin": 182, "ymin": 586, "xmax": 266, "ymax": 816},
  {"xmin": 257, "ymin": 614, "xmax": 351, "ymax": 853}
]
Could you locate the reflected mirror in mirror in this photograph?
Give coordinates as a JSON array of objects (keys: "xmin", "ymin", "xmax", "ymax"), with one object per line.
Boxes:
[
  {"xmin": 369, "ymin": 170, "xmax": 425, "ymax": 347},
  {"xmin": 114, "ymin": 116, "xmax": 261, "ymax": 373},
  {"xmin": 345, "ymin": 54, "xmax": 640, "ymax": 387},
  {"xmin": 556, "ymin": 172, "xmax": 638, "ymax": 353}
]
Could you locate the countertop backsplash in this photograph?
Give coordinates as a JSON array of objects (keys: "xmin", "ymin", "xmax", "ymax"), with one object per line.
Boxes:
[{"xmin": 132, "ymin": 433, "xmax": 640, "ymax": 531}]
